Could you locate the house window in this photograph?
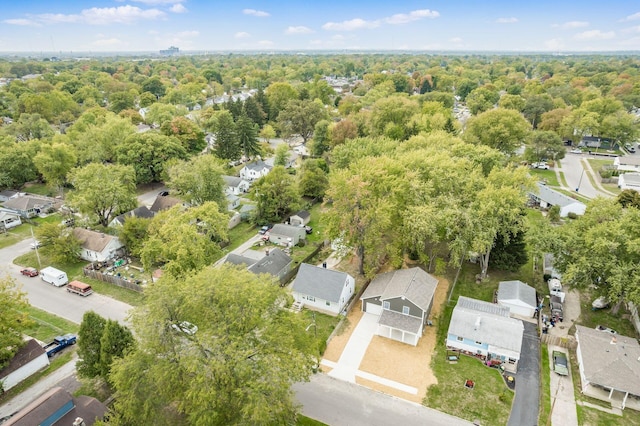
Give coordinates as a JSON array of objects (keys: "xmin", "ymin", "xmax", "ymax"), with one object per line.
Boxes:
[
  {"xmin": 402, "ymin": 306, "xmax": 410, "ymax": 315},
  {"xmin": 475, "ymin": 341, "xmax": 482, "ymax": 345},
  {"xmin": 383, "ymin": 301, "xmax": 390, "ymax": 310},
  {"xmin": 326, "ymin": 301, "xmax": 331, "ymax": 306},
  {"xmin": 307, "ymin": 296, "xmax": 315, "ymax": 302},
  {"xmin": 456, "ymin": 336, "xmax": 463, "ymax": 342},
  {"xmin": 508, "ymin": 358, "xmax": 517, "ymax": 365},
  {"xmin": 476, "ymin": 350, "xmax": 482, "ymax": 355}
]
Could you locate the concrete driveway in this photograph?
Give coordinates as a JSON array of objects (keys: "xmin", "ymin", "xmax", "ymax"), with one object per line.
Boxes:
[
  {"xmin": 507, "ymin": 321, "xmax": 540, "ymax": 426},
  {"xmin": 549, "ymin": 346, "xmax": 578, "ymax": 426}
]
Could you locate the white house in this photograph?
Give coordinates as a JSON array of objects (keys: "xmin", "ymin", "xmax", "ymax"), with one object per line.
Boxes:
[
  {"xmin": 268, "ymin": 224, "xmax": 307, "ymax": 247},
  {"xmin": 289, "ymin": 210, "xmax": 311, "ymax": 226},
  {"xmin": 446, "ymin": 296, "xmax": 524, "ymax": 373},
  {"xmin": 614, "ymin": 156, "xmax": 640, "ymax": 173},
  {"xmin": 0, "ymin": 339, "xmax": 49, "ymax": 391},
  {"xmin": 0, "ymin": 208, "xmax": 22, "ymax": 230},
  {"xmin": 361, "ymin": 267, "xmax": 438, "ymax": 346},
  {"xmin": 226, "ymin": 194, "xmax": 240, "ymax": 211},
  {"xmin": 497, "ymin": 280, "xmax": 537, "ymax": 318},
  {"xmin": 575, "ymin": 325, "xmax": 640, "ymax": 411},
  {"xmin": 618, "ymin": 172, "xmax": 640, "ymax": 192},
  {"xmin": 222, "ymin": 175, "xmax": 250, "ymax": 195},
  {"xmin": 72, "ymin": 228, "xmax": 124, "ymax": 262},
  {"xmin": 291, "ymin": 263, "xmax": 355, "ymax": 316},
  {"xmin": 239, "ymin": 161, "xmax": 272, "ymax": 182},
  {"xmin": 530, "ymin": 182, "xmax": 587, "ymax": 217}
]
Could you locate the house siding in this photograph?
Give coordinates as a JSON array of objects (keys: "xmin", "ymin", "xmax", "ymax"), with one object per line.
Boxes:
[
  {"xmin": 293, "ymin": 293, "xmax": 340, "ymax": 315},
  {"xmin": 447, "ymin": 333, "xmax": 490, "ymax": 356},
  {"xmin": 362, "ymin": 296, "xmax": 382, "ymax": 309},
  {"xmin": 0, "ymin": 352, "xmax": 49, "ymax": 391},
  {"xmin": 385, "ymin": 297, "xmax": 423, "ymax": 319}
]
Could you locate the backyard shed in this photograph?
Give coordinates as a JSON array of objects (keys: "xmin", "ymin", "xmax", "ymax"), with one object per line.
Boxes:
[{"xmin": 497, "ymin": 280, "xmax": 537, "ymax": 318}]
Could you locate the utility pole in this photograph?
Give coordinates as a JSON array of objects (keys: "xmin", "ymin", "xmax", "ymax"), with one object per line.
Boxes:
[{"xmin": 31, "ymin": 226, "xmax": 41, "ymax": 269}]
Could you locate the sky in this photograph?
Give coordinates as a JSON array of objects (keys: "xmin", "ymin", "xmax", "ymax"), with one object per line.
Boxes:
[{"xmin": 0, "ymin": 1, "xmax": 639, "ymax": 53}]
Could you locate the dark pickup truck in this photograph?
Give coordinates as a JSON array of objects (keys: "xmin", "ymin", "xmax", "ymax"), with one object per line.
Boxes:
[{"xmin": 43, "ymin": 334, "xmax": 77, "ymax": 357}]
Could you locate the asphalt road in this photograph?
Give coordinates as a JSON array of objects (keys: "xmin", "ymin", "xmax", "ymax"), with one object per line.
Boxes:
[
  {"xmin": 558, "ymin": 152, "xmax": 600, "ymax": 199},
  {"xmin": 294, "ymin": 374, "xmax": 474, "ymax": 426},
  {"xmin": 0, "ymin": 238, "xmax": 133, "ymax": 325},
  {"xmin": 507, "ymin": 321, "xmax": 540, "ymax": 426}
]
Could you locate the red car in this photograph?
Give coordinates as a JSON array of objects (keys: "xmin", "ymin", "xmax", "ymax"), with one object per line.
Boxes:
[{"xmin": 20, "ymin": 267, "xmax": 39, "ymax": 277}]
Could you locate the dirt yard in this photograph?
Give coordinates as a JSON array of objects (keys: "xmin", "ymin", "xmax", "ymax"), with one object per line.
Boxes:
[{"xmin": 321, "ymin": 265, "xmax": 451, "ymax": 403}]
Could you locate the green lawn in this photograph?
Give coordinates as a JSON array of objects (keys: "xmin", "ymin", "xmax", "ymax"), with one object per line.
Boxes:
[
  {"xmin": 23, "ymin": 306, "xmax": 80, "ymax": 342},
  {"xmin": 529, "ymin": 169, "xmax": 560, "ymax": 187},
  {"xmin": 539, "ymin": 344, "xmax": 551, "ymax": 426},
  {"xmin": 0, "ymin": 213, "xmax": 63, "ymax": 250},
  {"xmin": 301, "ymin": 310, "xmax": 341, "ymax": 356},
  {"xmin": 587, "ymin": 158, "xmax": 615, "ymax": 173},
  {"xmin": 575, "ymin": 292, "xmax": 638, "ymax": 338},
  {"xmin": 296, "ymin": 415, "xmax": 327, "ymax": 426}
]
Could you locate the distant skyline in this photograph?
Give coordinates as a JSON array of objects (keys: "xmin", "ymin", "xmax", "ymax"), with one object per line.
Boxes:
[{"xmin": 0, "ymin": 1, "xmax": 639, "ymax": 53}]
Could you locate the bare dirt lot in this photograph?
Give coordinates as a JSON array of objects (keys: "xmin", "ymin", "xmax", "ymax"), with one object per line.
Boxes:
[{"xmin": 322, "ymin": 266, "xmax": 451, "ymax": 403}]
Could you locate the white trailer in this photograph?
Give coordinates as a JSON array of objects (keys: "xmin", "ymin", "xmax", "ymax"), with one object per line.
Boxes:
[{"xmin": 40, "ymin": 266, "xmax": 68, "ymax": 287}]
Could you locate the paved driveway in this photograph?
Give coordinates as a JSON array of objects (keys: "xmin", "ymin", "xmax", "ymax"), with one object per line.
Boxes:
[
  {"xmin": 549, "ymin": 345, "xmax": 578, "ymax": 426},
  {"xmin": 507, "ymin": 321, "xmax": 540, "ymax": 426}
]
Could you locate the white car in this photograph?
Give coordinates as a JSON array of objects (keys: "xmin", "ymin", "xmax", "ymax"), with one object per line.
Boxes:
[
  {"xmin": 172, "ymin": 321, "xmax": 198, "ymax": 335},
  {"xmin": 531, "ymin": 162, "xmax": 549, "ymax": 170},
  {"xmin": 30, "ymin": 240, "xmax": 41, "ymax": 249},
  {"xmin": 570, "ymin": 148, "xmax": 582, "ymax": 154}
]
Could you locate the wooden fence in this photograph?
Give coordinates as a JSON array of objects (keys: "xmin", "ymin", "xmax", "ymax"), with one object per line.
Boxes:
[
  {"xmin": 83, "ymin": 268, "xmax": 143, "ymax": 292},
  {"xmin": 541, "ymin": 333, "xmax": 577, "ymax": 349}
]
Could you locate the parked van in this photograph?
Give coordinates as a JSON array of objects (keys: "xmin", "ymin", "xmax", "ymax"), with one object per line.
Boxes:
[
  {"xmin": 40, "ymin": 266, "xmax": 68, "ymax": 287},
  {"xmin": 548, "ymin": 278, "xmax": 562, "ymax": 295},
  {"xmin": 66, "ymin": 280, "xmax": 93, "ymax": 297}
]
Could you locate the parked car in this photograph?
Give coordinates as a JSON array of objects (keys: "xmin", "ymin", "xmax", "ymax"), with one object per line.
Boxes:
[
  {"xmin": 531, "ymin": 162, "xmax": 549, "ymax": 170},
  {"xmin": 570, "ymin": 148, "xmax": 582, "ymax": 154},
  {"xmin": 595, "ymin": 325, "xmax": 617, "ymax": 335},
  {"xmin": 552, "ymin": 350, "xmax": 569, "ymax": 376},
  {"xmin": 304, "ymin": 226, "xmax": 313, "ymax": 234},
  {"xmin": 625, "ymin": 143, "xmax": 636, "ymax": 153},
  {"xmin": 20, "ymin": 267, "xmax": 39, "ymax": 277},
  {"xmin": 29, "ymin": 240, "xmax": 41, "ymax": 249},
  {"xmin": 158, "ymin": 190, "xmax": 169, "ymax": 196},
  {"xmin": 258, "ymin": 225, "xmax": 272, "ymax": 235}
]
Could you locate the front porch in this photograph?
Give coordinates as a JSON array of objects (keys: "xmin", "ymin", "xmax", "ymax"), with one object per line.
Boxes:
[{"xmin": 582, "ymin": 383, "xmax": 640, "ymax": 411}]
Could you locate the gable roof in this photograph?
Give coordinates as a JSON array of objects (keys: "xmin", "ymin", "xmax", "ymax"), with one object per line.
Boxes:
[
  {"xmin": 270, "ymin": 223, "xmax": 305, "ymax": 238},
  {"xmin": 448, "ymin": 296, "xmax": 524, "ymax": 353},
  {"xmin": 0, "ymin": 339, "xmax": 46, "ymax": 379},
  {"xmin": 248, "ymin": 248, "xmax": 292, "ymax": 277},
  {"xmin": 149, "ymin": 195, "xmax": 182, "ymax": 213},
  {"xmin": 0, "ymin": 209, "xmax": 20, "ymax": 221},
  {"xmin": 497, "ymin": 280, "xmax": 537, "ymax": 308},
  {"xmin": 72, "ymin": 228, "xmax": 121, "ymax": 253},
  {"xmin": 291, "ymin": 210, "xmax": 311, "ymax": 220},
  {"xmin": 244, "ymin": 160, "xmax": 272, "ymax": 172},
  {"xmin": 0, "ymin": 190, "xmax": 18, "ymax": 198},
  {"xmin": 222, "ymin": 175, "xmax": 247, "ymax": 187},
  {"xmin": 224, "ymin": 253, "xmax": 256, "ymax": 267},
  {"xmin": 575, "ymin": 325, "xmax": 640, "ymax": 396},
  {"xmin": 113, "ymin": 206, "xmax": 155, "ymax": 225},
  {"xmin": 620, "ymin": 173, "xmax": 640, "ymax": 186},
  {"xmin": 292, "ymin": 263, "xmax": 352, "ymax": 303},
  {"xmin": 533, "ymin": 182, "xmax": 586, "ymax": 209},
  {"xmin": 360, "ymin": 267, "xmax": 438, "ymax": 312}
]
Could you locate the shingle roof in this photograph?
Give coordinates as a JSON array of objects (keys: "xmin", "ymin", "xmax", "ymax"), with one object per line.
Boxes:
[
  {"xmin": 620, "ymin": 172, "xmax": 640, "ymax": 186},
  {"xmin": 2, "ymin": 195, "xmax": 50, "ymax": 211},
  {"xmin": 72, "ymin": 228, "xmax": 121, "ymax": 253},
  {"xmin": 360, "ymin": 267, "xmax": 438, "ymax": 312},
  {"xmin": 291, "ymin": 263, "xmax": 352, "ymax": 303},
  {"xmin": 270, "ymin": 223, "xmax": 306, "ymax": 239},
  {"xmin": 378, "ymin": 309, "xmax": 423, "ymax": 334},
  {"xmin": 245, "ymin": 160, "xmax": 272, "ymax": 172},
  {"xmin": 149, "ymin": 195, "xmax": 181, "ymax": 213},
  {"xmin": 224, "ymin": 253, "xmax": 256, "ymax": 267},
  {"xmin": 223, "ymin": 175, "xmax": 246, "ymax": 187},
  {"xmin": 617, "ymin": 156, "xmax": 640, "ymax": 166},
  {"xmin": 448, "ymin": 296, "xmax": 523, "ymax": 353},
  {"xmin": 292, "ymin": 210, "xmax": 310, "ymax": 219},
  {"xmin": 497, "ymin": 280, "xmax": 537, "ymax": 309},
  {"xmin": 532, "ymin": 182, "xmax": 586, "ymax": 209},
  {"xmin": 248, "ymin": 248, "xmax": 292, "ymax": 277},
  {"xmin": 0, "ymin": 339, "xmax": 46, "ymax": 378},
  {"xmin": 113, "ymin": 206, "xmax": 155, "ymax": 225},
  {"xmin": 576, "ymin": 325, "xmax": 640, "ymax": 396}
]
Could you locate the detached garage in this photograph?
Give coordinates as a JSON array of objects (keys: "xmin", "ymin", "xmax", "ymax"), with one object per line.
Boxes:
[{"xmin": 497, "ymin": 280, "xmax": 537, "ymax": 318}]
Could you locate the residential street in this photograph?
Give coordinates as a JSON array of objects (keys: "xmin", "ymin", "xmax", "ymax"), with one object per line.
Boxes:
[
  {"xmin": 507, "ymin": 321, "xmax": 540, "ymax": 426},
  {"xmin": 0, "ymin": 238, "xmax": 133, "ymax": 325},
  {"xmin": 294, "ymin": 374, "xmax": 474, "ymax": 426},
  {"xmin": 557, "ymin": 152, "xmax": 615, "ymax": 199}
]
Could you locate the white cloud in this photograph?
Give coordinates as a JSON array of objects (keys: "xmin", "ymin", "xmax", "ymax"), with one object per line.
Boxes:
[
  {"xmin": 384, "ymin": 9, "xmax": 439, "ymax": 25},
  {"xmin": 621, "ymin": 25, "xmax": 640, "ymax": 34},
  {"xmin": 258, "ymin": 40, "xmax": 274, "ymax": 46},
  {"xmin": 323, "ymin": 8, "xmax": 440, "ymax": 31},
  {"xmin": 2, "ymin": 18, "xmax": 40, "ymax": 26},
  {"xmin": 544, "ymin": 38, "xmax": 565, "ymax": 50},
  {"xmin": 285, "ymin": 26, "xmax": 313, "ymax": 35},
  {"xmin": 322, "ymin": 18, "xmax": 379, "ymax": 31},
  {"xmin": 496, "ymin": 17, "xmax": 518, "ymax": 24},
  {"xmin": 449, "ymin": 37, "xmax": 463, "ymax": 43},
  {"xmin": 574, "ymin": 29, "xmax": 615, "ymax": 40},
  {"xmin": 620, "ymin": 12, "xmax": 640, "ymax": 22},
  {"xmin": 243, "ymin": 9, "xmax": 270, "ymax": 17},
  {"xmin": 553, "ymin": 21, "xmax": 589, "ymax": 29},
  {"xmin": 123, "ymin": 0, "xmax": 185, "ymax": 4},
  {"xmin": 37, "ymin": 6, "xmax": 165, "ymax": 25},
  {"xmin": 235, "ymin": 31, "xmax": 250, "ymax": 38},
  {"xmin": 170, "ymin": 4, "xmax": 188, "ymax": 13},
  {"xmin": 175, "ymin": 30, "xmax": 198, "ymax": 38},
  {"xmin": 93, "ymin": 37, "xmax": 128, "ymax": 47}
]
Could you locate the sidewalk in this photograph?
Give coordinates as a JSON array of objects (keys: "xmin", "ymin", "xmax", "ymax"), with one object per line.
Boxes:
[{"xmin": 0, "ymin": 355, "xmax": 78, "ymax": 419}]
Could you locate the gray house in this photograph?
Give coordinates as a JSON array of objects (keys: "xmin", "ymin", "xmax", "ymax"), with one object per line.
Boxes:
[
  {"xmin": 530, "ymin": 182, "xmax": 586, "ymax": 217},
  {"xmin": 289, "ymin": 210, "xmax": 311, "ymax": 226},
  {"xmin": 109, "ymin": 206, "xmax": 155, "ymax": 227},
  {"xmin": 497, "ymin": 280, "xmax": 537, "ymax": 317},
  {"xmin": 291, "ymin": 263, "xmax": 355, "ymax": 316},
  {"xmin": 222, "ymin": 175, "xmax": 250, "ymax": 195},
  {"xmin": 247, "ymin": 248, "xmax": 293, "ymax": 284},
  {"xmin": 360, "ymin": 267, "xmax": 439, "ymax": 346},
  {"xmin": 2, "ymin": 195, "xmax": 53, "ymax": 218},
  {"xmin": 268, "ymin": 223, "xmax": 307, "ymax": 246}
]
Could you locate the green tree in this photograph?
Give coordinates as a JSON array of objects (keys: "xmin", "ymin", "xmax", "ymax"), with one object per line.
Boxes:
[
  {"xmin": 67, "ymin": 163, "xmax": 138, "ymax": 227},
  {"xmin": 116, "ymin": 133, "xmax": 187, "ymax": 184},
  {"xmin": 33, "ymin": 142, "xmax": 77, "ymax": 193},
  {"xmin": 166, "ymin": 155, "xmax": 226, "ymax": 208},
  {"xmin": 265, "ymin": 82, "xmax": 298, "ymax": 122},
  {"xmin": 277, "ymin": 99, "xmax": 328, "ymax": 143},
  {"xmin": 118, "ymin": 216, "xmax": 151, "ymax": 258},
  {"xmin": 489, "ymin": 228, "xmax": 528, "ymax": 272},
  {"xmin": 212, "ymin": 110, "xmax": 239, "ymax": 161},
  {"xmin": 464, "ymin": 108, "xmax": 531, "ymax": 155},
  {"xmin": 160, "ymin": 116, "xmax": 206, "ymax": 154},
  {"xmin": 109, "ymin": 91, "xmax": 136, "ymax": 114},
  {"xmin": 77, "ymin": 311, "xmax": 107, "ymax": 378},
  {"xmin": 141, "ymin": 76, "xmax": 167, "ymax": 99},
  {"xmin": 0, "ymin": 143, "xmax": 38, "ymax": 189},
  {"xmin": 466, "ymin": 86, "xmax": 500, "ymax": 115},
  {"xmin": 259, "ymin": 124, "xmax": 276, "ymax": 144},
  {"xmin": 309, "ymin": 120, "xmax": 330, "ymax": 157},
  {"xmin": 0, "ymin": 278, "xmax": 33, "ymax": 370},
  {"xmin": 273, "ymin": 143, "xmax": 290, "ymax": 167},
  {"xmin": 523, "ymin": 94, "xmax": 554, "ymax": 128},
  {"xmin": 298, "ymin": 159, "xmax": 329, "ymax": 199},
  {"xmin": 109, "ymin": 265, "xmax": 315, "ymax": 425},
  {"xmin": 236, "ymin": 113, "xmax": 261, "ymax": 159},
  {"xmin": 35, "ymin": 222, "xmax": 81, "ymax": 264},
  {"xmin": 254, "ymin": 166, "xmax": 299, "ymax": 223},
  {"xmin": 140, "ymin": 203, "xmax": 229, "ymax": 278},
  {"xmin": 617, "ymin": 189, "xmax": 640, "ymax": 209},
  {"xmin": 524, "ymin": 130, "xmax": 565, "ymax": 164},
  {"xmin": 99, "ymin": 319, "xmax": 134, "ymax": 380}
]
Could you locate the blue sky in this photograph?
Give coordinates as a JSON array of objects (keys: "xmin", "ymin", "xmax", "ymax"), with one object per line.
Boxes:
[{"xmin": 0, "ymin": 1, "xmax": 639, "ymax": 52}]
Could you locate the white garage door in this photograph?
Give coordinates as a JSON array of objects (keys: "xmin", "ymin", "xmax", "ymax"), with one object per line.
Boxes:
[{"xmin": 365, "ymin": 302, "xmax": 383, "ymax": 315}]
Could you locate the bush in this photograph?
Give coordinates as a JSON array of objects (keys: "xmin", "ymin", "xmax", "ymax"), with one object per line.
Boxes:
[{"xmin": 567, "ymin": 212, "xmax": 578, "ymax": 219}]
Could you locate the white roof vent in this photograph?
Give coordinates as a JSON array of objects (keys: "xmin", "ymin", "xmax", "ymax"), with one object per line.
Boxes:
[{"xmin": 474, "ymin": 316, "xmax": 481, "ymax": 330}]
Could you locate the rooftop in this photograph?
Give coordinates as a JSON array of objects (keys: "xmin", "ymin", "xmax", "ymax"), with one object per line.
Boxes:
[{"xmin": 292, "ymin": 263, "xmax": 352, "ymax": 303}]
